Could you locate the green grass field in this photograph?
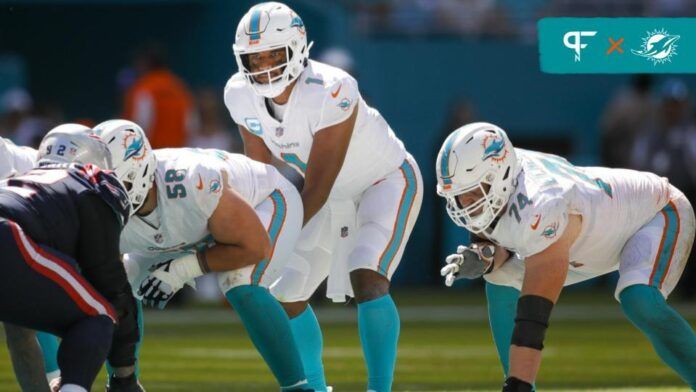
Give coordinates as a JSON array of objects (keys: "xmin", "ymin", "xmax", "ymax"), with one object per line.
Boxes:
[{"xmin": 0, "ymin": 290, "xmax": 693, "ymax": 391}]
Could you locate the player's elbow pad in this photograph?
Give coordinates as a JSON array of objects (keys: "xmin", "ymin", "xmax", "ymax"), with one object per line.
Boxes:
[{"xmin": 511, "ymin": 295, "xmax": 554, "ymax": 350}]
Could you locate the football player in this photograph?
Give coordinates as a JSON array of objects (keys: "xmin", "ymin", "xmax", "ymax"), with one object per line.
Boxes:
[
  {"xmin": 0, "ymin": 136, "xmax": 36, "ymax": 179},
  {"xmin": 0, "ymin": 129, "xmax": 141, "ymax": 392},
  {"xmin": 2, "ymin": 127, "xmax": 143, "ymax": 392},
  {"xmin": 225, "ymin": 3, "xmax": 423, "ymax": 391},
  {"xmin": 436, "ymin": 122, "xmax": 696, "ymax": 391},
  {"xmin": 94, "ymin": 119, "xmax": 311, "ymax": 391}
]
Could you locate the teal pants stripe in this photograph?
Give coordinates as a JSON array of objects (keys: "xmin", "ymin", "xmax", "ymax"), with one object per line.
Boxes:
[
  {"xmin": 251, "ymin": 189, "xmax": 286, "ymax": 285},
  {"xmin": 377, "ymin": 160, "xmax": 418, "ymax": 275},
  {"xmin": 650, "ymin": 201, "xmax": 680, "ymax": 288}
]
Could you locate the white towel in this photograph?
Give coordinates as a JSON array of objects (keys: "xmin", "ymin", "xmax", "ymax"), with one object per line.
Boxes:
[{"xmin": 325, "ymin": 199, "xmax": 358, "ymax": 303}]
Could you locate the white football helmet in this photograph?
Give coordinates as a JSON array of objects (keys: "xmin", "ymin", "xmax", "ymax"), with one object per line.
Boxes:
[
  {"xmin": 436, "ymin": 122, "xmax": 520, "ymax": 234},
  {"xmin": 233, "ymin": 2, "xmax": 312, "ymax": 98},
  {"xmin": 93, "ymin": 119, "xmax": 156, "ymax": 214},
  {"xmin": 37, "ymin": 123, "xmax": 112, "ymax": 169}
]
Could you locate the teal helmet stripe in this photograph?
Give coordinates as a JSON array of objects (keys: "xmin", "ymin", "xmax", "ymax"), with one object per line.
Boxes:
[
  {"xmin": 440, "ymin": 131, "xmax": 461, "ymax": 184},
  {"xmin": 249, "ymin": 8, "xmax": 262, "ymax": 41}
]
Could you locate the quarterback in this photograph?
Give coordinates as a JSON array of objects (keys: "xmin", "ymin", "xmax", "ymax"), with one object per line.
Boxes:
[
  {"xmin": 437, "ymin": 122, "xmax": 696, "ymax": 390},
  {"xmin": 225, "ymin": 3, "xmax": 423, "ymax": 391}
]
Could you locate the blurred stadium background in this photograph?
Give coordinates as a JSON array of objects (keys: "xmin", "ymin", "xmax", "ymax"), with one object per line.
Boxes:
[{"xmin": 1, "ymin": 0, "xmax": 696, "ymax": 390}]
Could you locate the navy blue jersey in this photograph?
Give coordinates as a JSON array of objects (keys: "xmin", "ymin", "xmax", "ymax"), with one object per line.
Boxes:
[
  {"xmin": 0, "ymin": 163, "xmax": 138, "ymax": 367},
  {"xmin": 0, "ymin": 163, "xmax": 130, "ymax": 257}
]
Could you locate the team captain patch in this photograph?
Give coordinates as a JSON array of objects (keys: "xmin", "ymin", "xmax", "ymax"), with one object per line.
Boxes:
[{"xmin": 244, "ymin": 117, "xmax": 263, "ymax": 136}]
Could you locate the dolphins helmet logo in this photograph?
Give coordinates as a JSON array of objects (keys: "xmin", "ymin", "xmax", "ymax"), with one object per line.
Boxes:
[
  {"xmin": 122, "ymin": 133, "xmax": 146, "ymax": 161},
  {"xmin": 290, "ymin": 14, "xmax": 305, "ymax": 35},
  {"xmin": 632, "ymin": 29, "xmax": 680, "ymax": 65},
  {"xmin": 481, "ymin": 133, "xmax": 508, "ymax": 163}
]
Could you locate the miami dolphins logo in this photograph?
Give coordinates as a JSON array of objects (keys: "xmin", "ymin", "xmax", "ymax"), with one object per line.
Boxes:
[
  {"xmin": 632, "ymin": 29, "xmax": 680, "ymax": 65},
  {"xmin": 481, "ymin": 134, "xmax": 508, "ymax": 163},
  {"xmin": 290, "ymin": 15, "xmax": 305, "ymax": 35},
  {"xmin": 338, "ymin": 98, "xmax": 352, "ymax": 111},
  {"xmin": 542, "ymin": 222, "xmax": 559, "ymax": 239},
  {"xmin": 123, "ymin": 133, "xmax": 146, "ymax": 161},
  {"xmin": 209, "ymin": 179, "xmax": 222, "ymax": 193}
]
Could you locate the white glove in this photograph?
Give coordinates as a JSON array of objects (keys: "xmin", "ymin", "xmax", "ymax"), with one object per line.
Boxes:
[
  {"xmin": 441, "ymin": 244, "xmax": 495, "ymax": 287},
  {"xmin": 137, "ymin": 253, "xmax": 204, "ymax": 309}
]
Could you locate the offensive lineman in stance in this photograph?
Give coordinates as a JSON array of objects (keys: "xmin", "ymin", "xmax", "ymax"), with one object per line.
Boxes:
[
  {"xmin": 94, "ymin": 119, "xmax": 311, "ymax": 391},
  {"xmin": 225, "ymin": 3, "xmax": 423, "ymax": 391},
  {"xmin": 436, "ymin": 122, "xmax": 696, "ymax": 390}
]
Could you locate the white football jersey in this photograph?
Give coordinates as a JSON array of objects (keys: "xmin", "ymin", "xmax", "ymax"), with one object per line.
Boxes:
[
  {"xmin": 224, "ymin": 60, "xmax": 406, "ymax": 198},
  {"xmin": 120, "ymin": 148, "xmax": 285, "ymax": 260},
  {"xmin": 0, "ymin": 137, "xmax": 36, "ymax": 179},
  {"xmin": 487, "ymin": 149, "xmax": 671, "ymax": 274}
]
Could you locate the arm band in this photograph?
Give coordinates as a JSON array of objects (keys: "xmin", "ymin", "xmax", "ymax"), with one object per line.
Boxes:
[{"xmin": 511, "ymin": 295, "xmax": 554, "ymax": 350}]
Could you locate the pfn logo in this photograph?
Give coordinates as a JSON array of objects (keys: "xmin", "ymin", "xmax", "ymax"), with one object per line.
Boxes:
[{"xmin": 563, "ymin": 31, "xmax": 597, "ymax": 62}]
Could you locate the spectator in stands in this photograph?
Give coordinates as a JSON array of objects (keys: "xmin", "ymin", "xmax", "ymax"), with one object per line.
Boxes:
[
  {"xmin": 123, "ymin": 42, "xmax": 194, "ymax": 149},
  {"xmin": 188, "ymin": 88, "xmax": 238, "ymax": 152},
  {"xmin": 318, "ymin": 47, "xmax": 356, "ymax": 76},
  {"xmin": 0, "ymin": 88, "xmax": 33, "ymax": 139},
  {"xmin": 601, "ymin": 74, "xmax": 655, "ymax": 168},
  {"xmin": 434, "ymin": 0, "xmax": 515, "ymax": 37},
  {"xmin": 1, "ymin": 88, "xmax": 64, "ymax": 148}
]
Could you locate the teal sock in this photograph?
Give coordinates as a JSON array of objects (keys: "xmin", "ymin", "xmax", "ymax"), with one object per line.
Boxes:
[
  {"xmin": 226, "ymin": 285, "xmax": 307, "ymax": 390},
  {"xmin": 37, "ymin": 332, "xmax": 60, "ymax": 376},
  {"xmin": 289, "ymin": 305, "xmax": 326, "ymax": 391},
  {"xmin": 620, "ymin": 284, "xmax": 696, "ymax": 389},
  {"xmin": 107, "ymin": 299, "xmax": 143, "ymax": 379},
  {"xmin": 485, "ymin": 282, "xmax": 519, "ymax": 377},
  {"xmin": 357, "ymin": 294, "xmax": 399, "ymax": 392}
]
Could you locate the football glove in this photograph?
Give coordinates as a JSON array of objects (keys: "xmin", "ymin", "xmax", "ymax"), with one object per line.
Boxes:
[
  {"xmin": 137, "ymin": 253, "xmax": 203, "ymax": 309},
  {"xmin": 441, "ymin": 243, "xmax": 495, "ymax": 286}
]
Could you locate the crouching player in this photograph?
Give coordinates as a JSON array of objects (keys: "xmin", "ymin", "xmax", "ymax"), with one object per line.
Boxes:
[
  {"xmin": 94, "ymin": 119, "xmax": 311, "ymax": 391},
  {"xmin": 0, "ymin": 130, "xmax": 141, "ymax": 392},
  {"xmin": 436, "ymin": 122, "xmax": 696, "ymax": 390}
]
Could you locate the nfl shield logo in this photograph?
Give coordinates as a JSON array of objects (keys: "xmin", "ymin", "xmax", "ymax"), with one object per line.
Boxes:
[
  {"xmin": 275, "ymin": 127, "xmax": 284, "ymax": 137},
  {"xmin": 341, "ymin": 226, "xmax": 349, "ymax": 238},
  {"xmin": 154, "ymin": 233, "xmax": 163, "ymax": 243}
]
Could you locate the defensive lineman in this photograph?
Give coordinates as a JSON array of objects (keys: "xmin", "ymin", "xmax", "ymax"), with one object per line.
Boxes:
[
  {"xmin": 94, "ymin": 119, "xmax": 311, "ymax": 391},
  {"xmin": 437, "ymin": 122, "xmax": 696, "ymax": 390},
  {"xmin": 0, "ymin": 130, "xmax": 141, "ymax": 392},
  {"xmin": 2, "ymin": 128, "xmax": 144, "ymax": 392},
  {"xmin": 225, "ymin": 3, "xmax": 423, "ymax": 391}
]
